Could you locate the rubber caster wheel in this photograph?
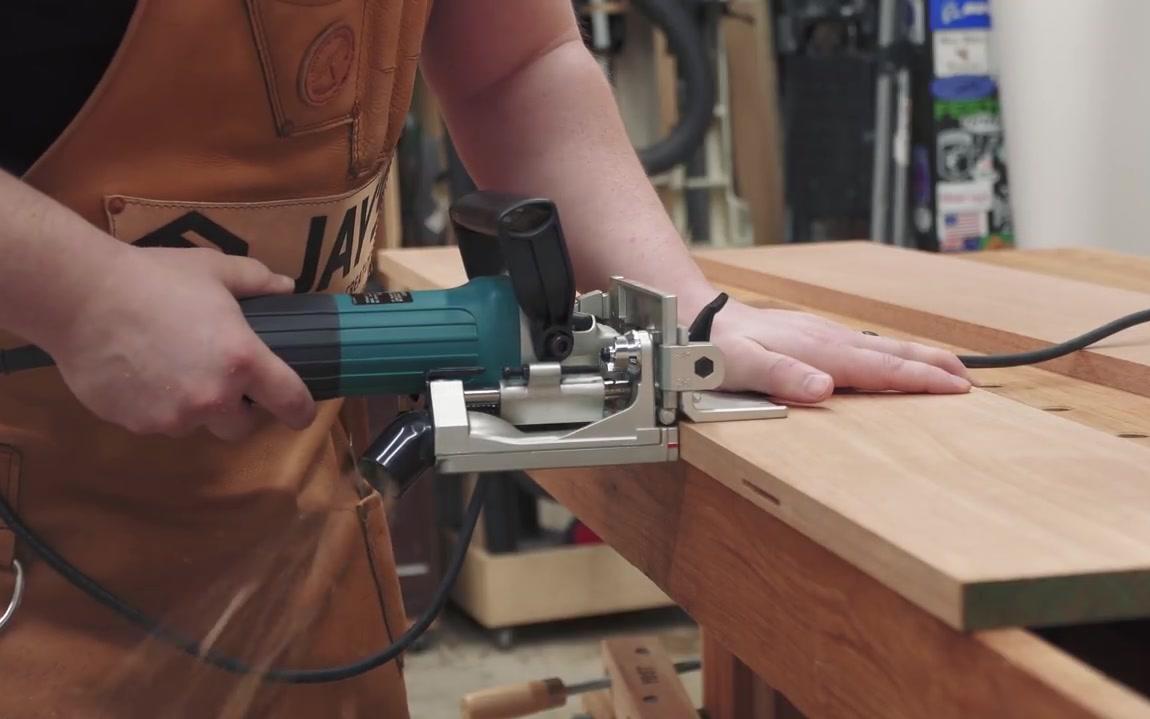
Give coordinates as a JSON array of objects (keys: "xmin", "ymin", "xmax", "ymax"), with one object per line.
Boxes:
[{"xmin": 492, "ymin": 628, "xmax": 515, "ymax": 651}]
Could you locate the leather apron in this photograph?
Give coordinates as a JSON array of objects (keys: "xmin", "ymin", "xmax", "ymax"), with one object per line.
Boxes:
[{"xmin": 0, "ymin": 0, "xmax": 431, "ymax": 716}]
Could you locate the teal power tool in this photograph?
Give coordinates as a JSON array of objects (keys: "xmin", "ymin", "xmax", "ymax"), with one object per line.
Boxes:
[
  {"xmin": 2, "ymin": 191, "xmax": 788, "ymax": 490},
  {"xmin": 1, "ymin": 194, "xmax": 560, "ymax": 401},
  {"xmin": 0, "ymin": 191, "xmax": 788, "ymax": 684}
]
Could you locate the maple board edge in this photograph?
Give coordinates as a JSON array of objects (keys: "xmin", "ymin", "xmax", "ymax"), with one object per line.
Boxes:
[{"xmin": 964, "ymin": 571, "xmax": 1150, "ymax": 630}]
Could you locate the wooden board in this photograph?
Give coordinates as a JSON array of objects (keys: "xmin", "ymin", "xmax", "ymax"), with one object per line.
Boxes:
[
  {"xmin": 702, "ymin": 632, "xmax": 779, "ymax": 719},
  {"xmin": 380, "ymin": 246, "xmax": 1150, "ymax": 630},
  {"xmin": 714, "ymin": 281, "xmax": 1150, "ymax": 448},
  {"xmin": 696, "ymin": 241, "xmax": 1150, "ymax": 399},
  {"xmin": 601, "ymin": 636, "xmax": 696, "ymax": 718},
  {"xmin": 724, "ymin": 0, "xmax": 784, "ymax": 245},
  {"xmin": 965, "ymin": 248, "xmax": 1150, "ymax": 293},
  {"xmin": 684, "ymin": 389, "xmax": 1150, "ymax": 629}
]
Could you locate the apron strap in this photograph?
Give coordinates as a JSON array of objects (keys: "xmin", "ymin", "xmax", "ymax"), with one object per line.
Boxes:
[
  {"xmin": 0, "ymin": 448, "xmax": 20, "ymax": 570},
  {"xmin": 0, "ymin": 448, "xmax": 24, "ymax": 632}
]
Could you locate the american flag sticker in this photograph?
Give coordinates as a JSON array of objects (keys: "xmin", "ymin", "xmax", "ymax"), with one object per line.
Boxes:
[{"xmin": 939, "ymin": 211, "xmax": 987, "ymax": 251}]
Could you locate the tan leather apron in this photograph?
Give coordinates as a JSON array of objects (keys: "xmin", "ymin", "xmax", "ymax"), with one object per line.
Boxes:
[{"xmin": 0, "ymin": 0, "xmax": 431, "ymax": 716}]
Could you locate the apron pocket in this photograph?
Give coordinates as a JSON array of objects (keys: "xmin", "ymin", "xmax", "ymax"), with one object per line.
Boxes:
[
  {"xmin": 351, "ymin": 0, "xmax": 430, "ymax": 175},
  {"xmin": 0, "ymin": 445, "xmax": 22, "ymax": 633},
  {"xmin": 0, "ymin": 446, "xmax": 21, "ymax": 572},
  {"xmin": 246, "ymin": 0, "xmax": 365, "ymax": 137}
]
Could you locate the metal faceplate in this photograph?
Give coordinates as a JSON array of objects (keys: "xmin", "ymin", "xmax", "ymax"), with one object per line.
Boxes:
[
  {"xmin": 680, "ymin": 391, "xmax": 788, "ymax": 422},
  {"xmin": 597, "ymin": 277, "xmax": 786, "ymax": 422},
  {"xmin": 431, "ymin": 330, "xmax": 679, "ymax": 474}
]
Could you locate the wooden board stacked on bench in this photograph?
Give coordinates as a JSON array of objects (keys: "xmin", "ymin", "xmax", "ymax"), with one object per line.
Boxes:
[{"xmin": 696, "ymin": 241, "xmax": 1150, "ymax": 398}]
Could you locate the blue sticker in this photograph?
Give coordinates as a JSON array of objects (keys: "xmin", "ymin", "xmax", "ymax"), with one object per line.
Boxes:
[
  {"xmin": 931, "ymin": 75, "xmax": 997, "ymax": 101},
  {"xmin": 930, "ymin": 0, "xmax": 991, "ymax": 30}
]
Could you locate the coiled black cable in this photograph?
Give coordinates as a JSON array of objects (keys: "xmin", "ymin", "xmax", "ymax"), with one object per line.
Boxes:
[
  {"xmin": 0, "ymin": 475, "xmax": 490, "ymax": 684},
  {"xmin": 630, "ymin": 0, "xmax": 717, "ymax": 175}
]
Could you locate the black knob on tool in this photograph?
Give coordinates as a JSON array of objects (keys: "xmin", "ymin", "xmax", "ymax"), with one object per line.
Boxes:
[
  {"xmin": 359, "ymin": 410, "xmax": 436, "ymax": 499},
  {"xmin": 450, "ymin": 191, "xmax": 577, "ymax": 362},
  {"xmin": 687, "ymin": 292, "xmax": 729, "ymax": 342}
]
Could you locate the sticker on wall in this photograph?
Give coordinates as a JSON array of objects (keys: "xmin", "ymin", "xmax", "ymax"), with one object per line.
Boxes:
[
  {"xmin": 938, "ymin": 179, "xmax": 993, "ymax": 214},
  {"xmin": 938, "ymin": 211, "xmax": 988, "ymax": 251},
  {"xmin": 930, "ymin": 0, "xmax": 990, "ymax": 31},
  {"xmin": 935, "ymin": 97, "xmax": 1003, "ymax": 186},
  {"xmin": 933, "ymin": 30, "xmax": 991, "ymax": 77}
]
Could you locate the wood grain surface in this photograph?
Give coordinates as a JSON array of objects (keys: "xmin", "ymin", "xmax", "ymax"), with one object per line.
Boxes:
[
  {"xmin": 532, "ymin": 464, "xmax": 1150, "ymax": 719},
  {"xmin": 964, "ymin": 248, "xmax": 1150, "ymax": 293},
  {"xmin": 683, "ymin": 388, "xmax": 1150, "ymax": 629},
  {"xmin": 601, "ymin": 636, "xmax": 697, "ymax": 718},
  {"xmin": 378, "ymin": 245, "xmax": 1150, "ymax": 718},
  {"xmin": 702, "ymin": 632, "xmax": 779, "ymax": 719},
  {"xmin": 696, "ymin": 241, "xmax": 1150, "ymax": 398}
]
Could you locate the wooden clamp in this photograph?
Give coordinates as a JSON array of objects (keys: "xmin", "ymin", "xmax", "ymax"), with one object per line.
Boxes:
[
  {"xmin": 599, "ymin": 635, "xmax": 696, "ymax": 719},
  {"xmin": 459, "ymin": 635, "xmax": 697, "ymax": 719}
]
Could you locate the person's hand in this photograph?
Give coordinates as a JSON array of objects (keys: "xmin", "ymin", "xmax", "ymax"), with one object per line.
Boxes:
[
  {"xmin": 709, "ymin": 298, "xmax": 971, "ymax": 404},
  {"xmin": 43, "ymin": 246, "xmax": 317, "ymax": 440}
]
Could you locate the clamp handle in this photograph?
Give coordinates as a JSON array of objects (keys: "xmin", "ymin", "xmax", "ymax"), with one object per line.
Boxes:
[
  {"xmin": 687, "ymin": 292, "xmax": 729, "ymax": 342},
  {"xmin": 451, "ymin": 192, "xmax": 576, "ymax": 362}
]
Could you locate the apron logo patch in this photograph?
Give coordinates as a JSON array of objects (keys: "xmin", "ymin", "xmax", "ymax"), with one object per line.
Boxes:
[
  {"xmin": 106, "ymin": 175, "xmax": 385, "ymax": 295},
  {"xmin": 134, "ymin": 212, "xmax": 250, "ymax": 255},
  {"xmin": 300, "ymin": 24, "xmax": 356, "ymax": 107}
]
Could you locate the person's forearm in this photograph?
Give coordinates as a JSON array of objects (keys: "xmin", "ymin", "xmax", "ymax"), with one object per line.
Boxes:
[
  {"xmin": 0, "ymin": 171, "xmax": 128, "ymax": 348},
  {"xmin": 432, "ymin": 40, "xmax": 717, "ymax": 317}
]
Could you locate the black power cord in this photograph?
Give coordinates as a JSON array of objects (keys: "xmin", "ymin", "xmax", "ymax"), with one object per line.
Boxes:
[
  {"xmin": 630, "ymin": 0, "xmax": 717, "ymax": 176},
  {"xmin": 0, "ymin": 475, "xmax": 490, "ymax": 684},
  {"xmin": 955, "ymin": 308, "xmax": 1150, "ymax": 368}
]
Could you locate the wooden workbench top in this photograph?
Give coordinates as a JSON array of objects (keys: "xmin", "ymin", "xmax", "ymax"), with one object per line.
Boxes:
[
  {"xmin": 378, "ymin": 243, "xmax": 1150, "ymax": 718},
  {"xmin": 379, "ymin": 244, "xmax": 1150, "ymax": 631}
]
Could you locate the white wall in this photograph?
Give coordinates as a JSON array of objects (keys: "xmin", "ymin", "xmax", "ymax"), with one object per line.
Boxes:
[{"xmin": 993, "ymin": 0, "xmax": 1150, "ymax": 254}]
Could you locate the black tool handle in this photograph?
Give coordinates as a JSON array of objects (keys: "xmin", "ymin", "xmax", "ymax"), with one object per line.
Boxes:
[
  {"xmin": 688, "ymin": 292, "xmax": 729, "ymax": 342},
  {"xmin": 450, "ymin": 192, "xmax": 576, "ymax": 362}
]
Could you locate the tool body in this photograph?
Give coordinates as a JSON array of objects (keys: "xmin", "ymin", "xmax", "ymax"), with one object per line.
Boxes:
[
  {"xmin": 241, "ymin": 276, "xmax": 522, "ymax": 399},
  {"xmin": 0, "ymin": 279, "xmax": 524, "ymax": 400}
]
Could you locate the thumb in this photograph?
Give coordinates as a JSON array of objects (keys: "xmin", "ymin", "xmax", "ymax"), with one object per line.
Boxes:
[
  {"xmin": 211, "ymin": 255, "xmax": 295, "ymax": 298},
  {"xmin": 721, "ymin": 337, "xmax": 834, "ymax": 404}
]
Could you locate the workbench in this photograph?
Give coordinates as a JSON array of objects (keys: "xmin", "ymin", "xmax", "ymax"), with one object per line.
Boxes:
[{"xmin": 379, "ymin": 243, "xmax": 1150, "ymax": 718}]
